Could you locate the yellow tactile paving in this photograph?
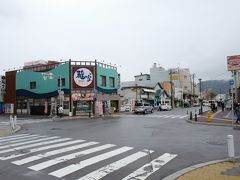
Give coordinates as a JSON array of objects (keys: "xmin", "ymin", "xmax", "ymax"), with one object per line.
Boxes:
[
  {"xmin": 177, "ymin": 162, "xmax": 240, "ymax": 180},
  {"xmin": 0, "ymin": 129, "xmax": 8, "ymax": 136}
]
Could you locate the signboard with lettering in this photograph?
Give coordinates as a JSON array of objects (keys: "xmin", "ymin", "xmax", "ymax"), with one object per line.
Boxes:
[
  {"xmin": 227, "ymin": 55, "xmax": 240, "ymax": 71},
  {"xmin": 72, "ymin": 66, "xmax": 95, "ymax": 89}
]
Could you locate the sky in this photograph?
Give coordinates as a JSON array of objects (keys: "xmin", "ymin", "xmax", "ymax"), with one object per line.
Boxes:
[{"xmin": 0, "ymin": 0, "xmax": 240, "ymax": 81}]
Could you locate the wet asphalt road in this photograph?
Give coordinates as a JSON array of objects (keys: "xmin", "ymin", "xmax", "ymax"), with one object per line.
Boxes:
[{"xmin": 0, "ymin": 107, "xmax": 239, "ymax": 180}]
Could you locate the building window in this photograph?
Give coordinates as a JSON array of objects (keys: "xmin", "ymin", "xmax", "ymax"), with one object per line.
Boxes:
[
  {"xmin": 101, "ymin": 76, "xmax": 106, "ymax": 87},
  {"xmin": 184, "ymin": 75, "xmax": 187, "ymax": 79},
  {"xmin": 110, "ymin": 77, "xmax": 115, "ymax": 88},
  {"xmin": 58, "ymin": 78, "xmax": 65, "ymax": 87},
  {"xmin": 30, "ymin": 81, "xmax": 36, "ymax": 89}
]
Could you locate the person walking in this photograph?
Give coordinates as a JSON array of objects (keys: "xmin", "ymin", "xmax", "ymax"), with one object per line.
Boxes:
[
  {"xmin": 221, "ymin": 101, "xmax": 224, "ymax": 112},
  {"xmin": 234, "ymin": 104, "xmax": 240, "ymax": 124}
]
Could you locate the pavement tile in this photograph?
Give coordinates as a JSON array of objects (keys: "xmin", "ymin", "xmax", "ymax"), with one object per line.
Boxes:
[{"xmin": 177, "ymin": 161, "xmax": 240, "ymax": 180}]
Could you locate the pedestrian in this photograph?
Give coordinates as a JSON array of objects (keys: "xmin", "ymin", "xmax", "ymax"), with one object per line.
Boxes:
[
  {"xmin": 221, "ymin": 101, "xmax": 224, "ymax": 112},
  {"xmin": 234, "ymin": 103, "xmax": 240, "ymax": 124},
  {"xmin": 58, "ymin": 106, "xmax": 63, "ymax": 118}
]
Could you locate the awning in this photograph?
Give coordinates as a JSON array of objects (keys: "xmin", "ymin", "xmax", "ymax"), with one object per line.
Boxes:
[{"xmin": 142, "ymin": 88, "xmax": 156, "ymax": 93}]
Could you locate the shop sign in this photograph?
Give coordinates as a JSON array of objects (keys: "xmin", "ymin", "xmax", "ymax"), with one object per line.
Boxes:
[
  {"xmin": 72, "ymin": 92, "xmax": 94, "ymax": 101},
  {"xmin": 227, "ymin": 55, "xmax": 240, "ymax": 71},
  {"xmin": 73, "ymin": 67, "xmax": 94, "ymax": 88}
]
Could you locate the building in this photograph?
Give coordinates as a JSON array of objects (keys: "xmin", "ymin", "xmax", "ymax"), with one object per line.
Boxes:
[
  {"xmin": 0, "ymin": 75, "xmax": 5, "ymax": 113},
  {"xmin": 4, "ymin": 60, "xmax": 120, "ymax": 116}
]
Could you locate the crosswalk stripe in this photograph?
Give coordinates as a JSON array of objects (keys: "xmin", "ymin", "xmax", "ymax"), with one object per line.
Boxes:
[
  {"xmin": 0, "ymin": 136, "xmax": 60, "ymax": 154},
  {"xmin": 0, "ymin": 135, "xmax": 46, "ymax": 145},
  {"xmin": 49, "ymin": 146, "xmax": 134, "ymax": 178},
  {"xmin": 122, "ymin": 153, "xmax": 177, "ymax": 180},
  {"xmin": 179, "ymin": 115, "xmax": 187, "ymax": 119},
  {"xmin": 13, "ymin": 141, "xmax": 99, "ymax": 166},
  {"xmin": 0, "ymin": 134, "xmax": 39, "ymax": 143},
  {"xmin": 77, "ymin": 149, "xmax": 154, "ymax": 180},
  {"xmin": 0, "ymin": 134, "xmax": 30, "ymax": 141},
  {"xmin": 0, "ymin": 135, "xmax": 50, "ymax": 149},
  {"xmin": 1, "ymin": 139, "xmax": 84, "ymax": 160},
  {"xmin": 29, "ymin": 144, "xmax": 117, "ymax": 171}
]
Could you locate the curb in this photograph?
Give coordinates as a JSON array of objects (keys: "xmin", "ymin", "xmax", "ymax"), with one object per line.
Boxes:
[
  {"xmin": 162, "ymin": 156, "xmax": 240, "ymax": 180},
  {"xmin": 185, "ymin": 118, "xmax": 240, "ymax": 128}
]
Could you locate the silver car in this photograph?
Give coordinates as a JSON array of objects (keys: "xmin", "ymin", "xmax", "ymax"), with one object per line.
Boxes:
[{"xmin": 134, "ymin": 102, "xmax": 154, "ymax": 114}]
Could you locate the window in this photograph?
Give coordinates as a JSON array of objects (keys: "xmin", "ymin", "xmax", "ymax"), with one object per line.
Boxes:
[
  {"xmin": 110, "ymin": 77, "xmax": 115, "ymax": 88},
  {"xmin": 101, "ymin": 76, "xmax": 106, "ymax": 87},
  {"xmin": 30, "ymin": 81, "xmax": 36, "ymax": 89},
  {"xmin": 58, "ymin": 78, "xmax": 65, "ymax": 87}
]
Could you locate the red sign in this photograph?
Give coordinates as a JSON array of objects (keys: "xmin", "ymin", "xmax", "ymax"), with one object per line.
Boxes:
[{"xmin": 227, "ymin": 55, "xmax": 240, "ymax": 71}]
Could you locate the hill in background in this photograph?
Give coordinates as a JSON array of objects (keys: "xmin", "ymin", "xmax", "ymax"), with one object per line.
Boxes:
[{"xmin": 200, "ymin": 80, "xmax": 230, "ymax": 94}]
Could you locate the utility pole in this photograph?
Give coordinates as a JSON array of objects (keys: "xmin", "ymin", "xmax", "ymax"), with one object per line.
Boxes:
[
  {"xmin": 170, "ymin": 69, "xmax": 174, "ymax": 109},
  {"xmin": 192, "ymin": 74, "xmax": 195, "ymax": 104},
  {"xmin": 199, "ymin": 78, "xmax": 202, "ymax": 113}
]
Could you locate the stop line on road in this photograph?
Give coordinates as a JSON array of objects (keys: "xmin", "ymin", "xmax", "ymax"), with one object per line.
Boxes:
[
  {"xmin": 125, "ymin": 114, "xmax": 188, "ymax": 119},
  {"xmin": 0, "ymin": 133, "xmax": 178, "ymax": 180}
]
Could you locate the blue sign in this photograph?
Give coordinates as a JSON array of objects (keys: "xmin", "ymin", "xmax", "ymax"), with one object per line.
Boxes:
[{"xmin": 229, "ymin": 79, "xmax": 234, "ymax": 85}]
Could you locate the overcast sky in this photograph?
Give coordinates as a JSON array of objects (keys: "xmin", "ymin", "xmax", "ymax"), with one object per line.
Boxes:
[{"xmin": 1, "ymin": 0, "xmax": 239, "ymax": 81}]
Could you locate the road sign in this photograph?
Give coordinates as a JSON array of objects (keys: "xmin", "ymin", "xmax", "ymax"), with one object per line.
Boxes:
[{"xmin": 229, "ymin": 79, "xmax": 234, "ymax": 85}]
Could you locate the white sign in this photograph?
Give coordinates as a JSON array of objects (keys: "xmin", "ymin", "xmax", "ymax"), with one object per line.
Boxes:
[
  {"xmin": 74, "ymin": 68, "xmax": 93, "ymax": 87},
  {"xmin": 42, "ymin": 73, "xmax": 54, "ymax": 80}
]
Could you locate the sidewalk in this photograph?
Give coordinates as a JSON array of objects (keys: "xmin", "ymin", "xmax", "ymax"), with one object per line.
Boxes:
[
  {"xmin": 167, "ymin": 109, "xmax": 240, "ymax": 180},
  {"xmin": 186, "ymin": 109, "xmax": 240, "ymax": 128}
]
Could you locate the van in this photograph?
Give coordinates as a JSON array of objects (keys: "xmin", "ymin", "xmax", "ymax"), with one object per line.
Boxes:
[{"xmin": 134, "ymin": 101, "xmax": 154, "ymax": 114}]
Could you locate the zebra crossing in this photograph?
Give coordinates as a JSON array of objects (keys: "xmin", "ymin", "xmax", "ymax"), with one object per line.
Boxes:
[
  {"xmin": 0, "ymin": 133, "xmax": 177, "ymax": 180},
  {"xmin": 125, "ymin": 114, "xmax": 188, "ymax": 119}
]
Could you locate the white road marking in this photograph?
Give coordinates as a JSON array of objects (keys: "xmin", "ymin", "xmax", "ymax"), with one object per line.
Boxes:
[
  {"xmin": 0, "ymin": 136, "xmax": 60, "ymax": 154},
  {"xmin": 0, "ymin": 136, "xmax": 53, "ymax": 149},
  {"xmin": 179, "ymin": 115, "xmax": 187, "ymax": 119},
  {"xmin": 0, "ymin": 134, "xmax": 39, "ymax": 143},
  {"xmin": 122, "ymin": 153, "xmax": 177, "ymax": 180},
  {"xmin": 0, "ymin": 134, "xmax": 30, "ymax": 140},
  {"xmin": 0, "ymin": 135, "xmax": 46, "ymax": 145},
  {"xmin": 77, "ymin": 150, "xmax": 154, "ymax": 180},
  {"xmin": 29, "ymin": 144, "xmax": 117, "ymax": 171},
  {"xmin": 13, "ymin": 141, "xmax": 99, "ymax": 165},
  {"xmin": 0, "ymin": 139, "xmax": 84, "ymax": 160},
  {"xmin": 49, "ymin": 146, "xmax": 134, "ymax": 178}
]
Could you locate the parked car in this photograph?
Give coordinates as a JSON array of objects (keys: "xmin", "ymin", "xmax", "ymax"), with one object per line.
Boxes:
[
  {"xmin": 193, "ymin": 101, "xmax": 200, "ymax": 107},
  {"xmin": 160, "ymin": 104, "xmax": 172, "ymax": 111},
  {"xmin": 225, "ymin": 100, "xmax": 232, "ymax": 110},
  {"xmin": 120, "ymin": 104, "xmax": 131, "ymax": 112},
  {"xmin": 134, "ymin": 102, "xmax": 154, "ymax": 114},
  {"xmin": 120, "ymin": 105, "xmax": 126, "ymax": 112}
]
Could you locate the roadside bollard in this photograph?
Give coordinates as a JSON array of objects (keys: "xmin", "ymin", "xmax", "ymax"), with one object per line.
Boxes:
[
  {"xmin": 195, "ymin": 113, "xmax": 197, "ymax": 121},
  {"xmin": 207, "ymin": 111, "xmax": 211, "ymax": 122},
  {"xmin": 190, "ymin": 111, "xmax": 192, "ymax": 120},
  {"xmin": 227, "ymin": 135, "xmax": 235, "ymax": 160}
]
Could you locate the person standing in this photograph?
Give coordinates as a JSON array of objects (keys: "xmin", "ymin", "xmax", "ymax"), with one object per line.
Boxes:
[
  {"xmin": 58, "ymin": 106, "xmax": 63, "ymax": 118},
  {"xmin": 234, "ymin": 104, "xmax": 240, "ymax": 124}
]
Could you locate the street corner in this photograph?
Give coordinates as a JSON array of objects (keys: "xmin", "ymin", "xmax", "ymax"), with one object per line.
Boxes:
[{"xmin": 177, "ymin": 161, "xmax": 240, "ymax": 180}]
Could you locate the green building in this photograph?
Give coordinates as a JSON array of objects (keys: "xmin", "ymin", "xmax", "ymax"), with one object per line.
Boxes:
[{"xmin": 4, "ymin": 60, "xmax": 120, "ymax": 116}]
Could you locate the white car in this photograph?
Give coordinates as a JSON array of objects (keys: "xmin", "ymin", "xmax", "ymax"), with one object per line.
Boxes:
[{"xmin": 160, "ymin": 104, "xmax": 172, "ymax": 111}]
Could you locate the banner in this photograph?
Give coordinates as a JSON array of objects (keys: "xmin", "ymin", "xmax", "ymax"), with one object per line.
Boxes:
[{"xmin": 227, "ymin": 55, "xmax": 240, "ymax": 71}]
